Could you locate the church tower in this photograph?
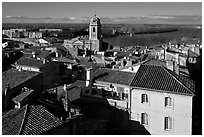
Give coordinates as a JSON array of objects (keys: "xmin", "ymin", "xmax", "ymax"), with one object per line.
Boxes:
[{"xmin": 89, "ymin": 14, "xmax": 102, "ymax": 51}]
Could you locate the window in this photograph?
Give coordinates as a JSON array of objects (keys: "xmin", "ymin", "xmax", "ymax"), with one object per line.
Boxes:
[
  {"xmin": 164, "ymin": 117, "xmax": 173, "ymax": 130},
  {"xmin": 141, "ymin": 113, "xmax": 148, "ymax": 125},
  {"xmin": 141, "ymin": 93, "xmax": 148, "ymax": 103},
  {"xmin": 165, "ymin": 97, "xmax": 172, "ymax": 107},
  {"xmin": 93, "ymin": 27, "xmax": 95, "ymax": 32}
]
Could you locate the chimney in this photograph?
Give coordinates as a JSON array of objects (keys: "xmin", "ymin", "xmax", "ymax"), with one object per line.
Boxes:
[
  {"xmin": 102, "ymin": 55, "xmax": 105, "ymax": 60},
  {"xmin": 43, "ymin": 59, "xmax": 46, "ymax": 64},
  {"xmin": 164, "ymin": 47, "xmax": 166, "ymax": 60},
  {"xmin": 121, "ymin": 59, "xmax": 124, "ymax": 67},
  {"xmin": 4, "ymin": 84, "xmax": 10, "ymax": 97},
  {"xmin": 86, "ymin": 68, "xmax": 93, "ymax": 87},
  {"xmin": 127, "ymin": 59, "xmax": 133, "ymax": 66},
  {"xmin": 85, "ymin": 48, "xmax": 88, "ymax": 57},
  {"xmin": 173, "ymin": 61, "xmax": 180, "ymax": 75},
  {"xmin": 166, "ymin": 60, "xmax": 174, "ymax": 71},
  {"xmin": 32, "ymin": 52, "xmax": 36, "ymax": 59},
  {"xmin": 114, "ymin": 52, "xmax": 117, "ymax": 56},
  {"xmin": 55, "ymin": 52, "xmax": 59, "ymax": 57}
]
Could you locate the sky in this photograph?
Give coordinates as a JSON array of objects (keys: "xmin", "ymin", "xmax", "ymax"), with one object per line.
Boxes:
[{"xmin": 2, "ymin": 2, "xmax": 202, "ymax": 24}]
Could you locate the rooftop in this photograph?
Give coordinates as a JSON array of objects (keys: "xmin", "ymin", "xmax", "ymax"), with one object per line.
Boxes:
[
  {"xmin": 2, "ymin": 68, "xmax": 41, "ymax": 93},
  {"xmin": 15, "ymin": 57, "xmax": 45, "ymax": 68},
  {"xmin": 2, "ymin": 105, "xmax": 64, "ymax": 135},
  {"xmin": 130, "ymin": 64, "xmax": 195, "ymax": 96},
  {"xmin": 93, "ymin": 68, "xmax": 135, "ymax": 86},
  {"xmin": 12, "ymin": 89, "xmax": 33, "ymax": 103}
]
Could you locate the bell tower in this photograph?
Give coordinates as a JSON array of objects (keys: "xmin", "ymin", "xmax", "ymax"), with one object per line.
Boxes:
[
  {"xmin": 88, "ymin": 14, "xmax": 102, "ymax": 51},
  {"xmin": 89, "ymin": 14, "xmax": 101, "ymax": 40}
]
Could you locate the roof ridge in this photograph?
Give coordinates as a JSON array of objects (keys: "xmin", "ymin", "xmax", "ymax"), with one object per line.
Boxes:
[
  {"xmin": 18, "ymin": 104, "xmax": 29, "ymax": 135},
  {"xmin": 161, "ymin": 65, "xmax": 194, "ymax": 96}
]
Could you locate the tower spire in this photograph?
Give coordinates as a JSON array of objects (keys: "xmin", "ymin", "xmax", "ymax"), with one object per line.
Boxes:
[{"xmin": 94, "ymin": 11, "xmax": 96, "ymax": 17}]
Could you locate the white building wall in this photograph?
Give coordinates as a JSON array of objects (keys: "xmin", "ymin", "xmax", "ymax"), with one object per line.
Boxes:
[{"xmin": 131, "ymin": 88, "xmax": 193, "ymax": 135}]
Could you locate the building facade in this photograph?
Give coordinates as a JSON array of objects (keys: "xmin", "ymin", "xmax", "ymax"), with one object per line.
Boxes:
[{"xmin": 130, "ymin": 64, "xmax": 195, "ymax": 135}]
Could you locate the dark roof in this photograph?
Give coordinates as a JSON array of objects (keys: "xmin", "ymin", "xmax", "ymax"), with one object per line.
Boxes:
[
  {"xmin": 165, "ymin": 68, "xmax": 195, "ymax": 93},
  {"xmin": 2, "ymin": 105, "xmax": 64, "ymax": 135},
  {"xmin": 130, "ymin": 64, "xmax": 194, "ymax": 96},
  {"xmin": 36, "ymin": 50, "xmax": 54, "ymax": 59},
  {"xmin": 93, "ymin": 69, "xmax": 135, "ymax": 85},
  {"xmin": 60, "ymin": 80, "xmax": 86, "ymax": 102},
  {"xmin": 2, "ymin": 68, "xmax": 40, "ymax": 93},
  {"xmin": 12, "ymin": 90, "xmax": 33, "ymax": 103},
  {"xmin": 16, "ymin": 57, "xmax": 44, "ymax": 68},
  {"xmin": 2, "ymin": 105, "xmax": 27, "ymax": 135},
  {"xmin": 47, "ymin": 43, "xmax": 68, "ymax": 51},
  {"xmin": 21, "ymin": 105, "xmax": 63, "ymax": 135}
]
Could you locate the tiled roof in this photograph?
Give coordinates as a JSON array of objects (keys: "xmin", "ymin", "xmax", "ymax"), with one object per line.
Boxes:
[
  {"xmin": 2, "ymin": 105, "xmax": 27, "ymax": 135},
  {"xmin": 2, "ymin": 105, "xmax": 64, "ymax": 135},
  {"xmin": 21, "ymin": 105, "xmax": 63, "ymax": 135},
  {"xmin": 165, "ymin": 68, "xmax": 195, "ymax": 93},
  {"xmin": 130, "ymin": 64, "xmax": 194, "ymax": 96},
  {"xmin": 93, "ymin": 69, "xmax": 135, "ymax": 86},
  {"xmin": 2, "ymin": 68, "xmax": 40, "ymax": 93},
  {"xmin": 36, "ymin": 50, "xmax": 54, "ymax": 59},
  {"xmin": 16, "ymin": 57, "xmax": 45, "ymax": 68}
]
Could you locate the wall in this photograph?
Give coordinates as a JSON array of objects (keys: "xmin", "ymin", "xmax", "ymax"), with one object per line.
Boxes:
[
  {"xmin": 81, "ymin": 98, "xmax": 129, "ymax": 134},
  {"xmin": 40, "ymin": 62, "xmax": 60, "ymax": 89},
  {"xmin": 131, "ymin": 88, "xmax": 193, "ymax": 135}
]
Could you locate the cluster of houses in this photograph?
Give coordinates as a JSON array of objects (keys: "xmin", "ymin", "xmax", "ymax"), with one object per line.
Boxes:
[{"xmin": 2, "ymin": 15, "xmax": 201, "ymax": 135}]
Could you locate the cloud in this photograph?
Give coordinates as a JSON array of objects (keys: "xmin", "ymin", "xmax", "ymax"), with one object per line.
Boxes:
[{"xmin": 2, "ymin": 15, "xmax": 202, "ymax": 24}]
